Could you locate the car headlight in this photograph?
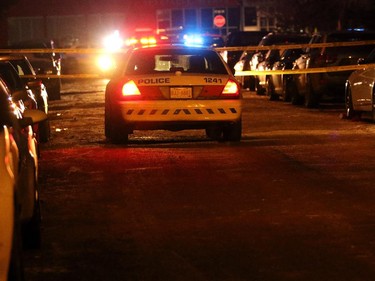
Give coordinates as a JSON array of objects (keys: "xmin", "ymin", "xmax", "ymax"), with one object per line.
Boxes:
[{"xmin": 96, "ymin": 54, "xmax": 115, "ymax": 72}]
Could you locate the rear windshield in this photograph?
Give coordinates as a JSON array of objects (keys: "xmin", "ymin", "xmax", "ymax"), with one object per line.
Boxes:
[{"xmin": 125, "ymin": 48, "xmax": 228, "ymax": 75}]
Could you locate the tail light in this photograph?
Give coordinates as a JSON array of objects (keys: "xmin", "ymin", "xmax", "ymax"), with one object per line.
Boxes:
[
  {"xmin": 222, "ymin": 79, "xmax": 240, "ymax": 97},
  {"xmin": 122, "ymin": 80, "xmax": 141, "ymax": 97}
]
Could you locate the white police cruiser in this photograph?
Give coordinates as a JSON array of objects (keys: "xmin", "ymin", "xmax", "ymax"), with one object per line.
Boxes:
[{"xmin": 105, "ymin": 45, "xmax": 242, "ymax": 143}]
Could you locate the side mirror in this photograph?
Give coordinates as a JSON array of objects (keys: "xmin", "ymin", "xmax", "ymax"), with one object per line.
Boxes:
[{"xmin": 22, "ymin": 109, "xmax": 48, "ymax": 124}]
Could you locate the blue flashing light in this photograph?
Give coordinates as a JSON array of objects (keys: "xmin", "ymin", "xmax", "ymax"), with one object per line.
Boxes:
[{"xmin": 183, "ymin": 34, "xmax": 204, "ymax": 46}]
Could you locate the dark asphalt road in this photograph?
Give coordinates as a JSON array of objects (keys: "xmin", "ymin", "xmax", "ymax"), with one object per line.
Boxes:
[{"xmin": 23, "ymin": 80, "xmax": 375, "ymax": 281}]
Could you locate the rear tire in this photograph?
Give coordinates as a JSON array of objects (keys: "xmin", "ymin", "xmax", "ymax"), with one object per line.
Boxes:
[
  {"xmin": 47, "ymin": 79, "xmax": 61, "ymax": 101},
  {"xmin": 267, "ymin": 77, "xmax": 278, "ymax": 101},
  {"xmin": 206, "ymin": 126, "xmax": 223, "ymax": 141},
  {"xmin": 37, "ymin": 119, "xmax": 50, "ymax": 143},
  {"xmin": 282, "ymin": 77, "xmax": 293, "ymax": 102},
  {"xmin": 345, "ymin": 86, "xmax": 359, "ymax": 119},
  {"xmin": 105, "ymin": 101, "xmax": 129, "ymax": 144},
  {"xmin": 223, "ymin": 120, "xmax": 242, "ymax": 142},
  {"xmin": 22, "ymin": 198, "xmax": 41, "ymax": 249},
  {"xmin": 8, "ymin": 197, "xmax": 25, "ymax": 281},
  {"xmin": 304, "ymin": 77, "xmax": 319, "ymax": 108}
]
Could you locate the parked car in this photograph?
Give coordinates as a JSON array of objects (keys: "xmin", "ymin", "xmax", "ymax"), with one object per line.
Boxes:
[
  {"xmin": 105, "ymin": 45, "xmax": 242, "ymax": 143},
  {"xmin": 0, "ymin": 81, "xmax": 23, "ymax": 281},
  {"xmin": 0, "ymin": 76, "xmax": 47, "ymax": 280},
  {"xmin": 233, "ymin": 49, "xmax": 257, "ymax": 90},
  {"xmin": 345, "ymin": 48, "xmax": 375, "ymax": 121},
  {"xmin": 250, "ymin": 32, "xmax": 310, "ymax": 95},
  {"xmin": 3, "ymin": 55, "xmax": 49, "ymax": 112},
  {"xmin": 224, "ymin": 31, "xmax": 268, "ymax": 70},
  {"xmin": 267, "ymin": 48, "xmax": 307, "ymax": 101},
  {"xmin": 291, "ymin": 30, "xmax": 375, "ymax": 107},
  {"xmin": 0, "ymin": 58, "xmax": 50, "ymax": 143},
  {"xmin": 9, "ymin": 40, "xmax": 62, "ymax": 100}
]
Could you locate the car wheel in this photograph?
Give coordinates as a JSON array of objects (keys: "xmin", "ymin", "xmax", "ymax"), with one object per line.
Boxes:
[
  {"xmin": 37, "ymin": 119, "xmax": 50, "ymax": 143},
  {"xmin": 47, "ymin": 79, "xmax": 61, "ymax": 101},
  {"xmin": 241, "ymin": 76, "xmax": 249, "ymax": 90},
  {"xmin": 105, "ymin": 101, "xmax": 129, "ymax": 144},
  {"xmin": 290, "ymin": 82, "xmax": 303, "ymax": 105},
  {"xmin": 8, "ymin": 197, "xmax": 25, "ymax": 281},
  {"xmin": 267, "ymin": 77, "xmax": 278, "ymax": 101},
  {"xmin": 255, "ymin": 78, "xmax": 265, "ymax": 95},
  {"xmin": 223, "ymin": 120, "xmax": 242, "ymax": 142},
  {"xmin": 22, "ymin": 194, "xmax": 41, "ymax": 249},
  {"xmin": 304, "ymin": 77, "xmax": 319, "ymax": 108},
  {"xmin": 205, "ymin": 125, "xmax": 223, "ymax": 141},
  {"xmin": 345, "ymin": 86, "xmax": 359, "ymax": 119},
  {"xmin": 282, "ymin": 77, "xmax": 293, "ymax": 102}
]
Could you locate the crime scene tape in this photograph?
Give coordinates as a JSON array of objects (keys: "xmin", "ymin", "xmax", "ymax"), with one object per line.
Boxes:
[
  {"xmin": 20, "ymin": 74, "xmax": 103, "ymax": 79},
  {"xmin": 0, "ymin": 48, "xmax": 124, "ymax": 54},
  {"xmin": 235, "ymin": 63, "xmax": 375, "ymax": 76},
  {"xmin": 2, "ymin": 39, "xmax": 374, "ymax": 79},
  {"xmin": 1, "ymin": 40, "xmax": 375, "ymax": 54},
  {"xmin": 215, "ymin": 40, "xmax": 375, "ymax": 52},
  {"xmin": 20, "ymin": 62, "xmax": 375, "ymax": 80}
]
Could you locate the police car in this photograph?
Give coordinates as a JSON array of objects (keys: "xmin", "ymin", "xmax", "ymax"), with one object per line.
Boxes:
[
  {"xmin": 105, "ymin": 45, "xmax": 242, "ymax": 143},
  {"xmin": 1, "ymin": 76, "xmax": 49, "ymax": 279}
]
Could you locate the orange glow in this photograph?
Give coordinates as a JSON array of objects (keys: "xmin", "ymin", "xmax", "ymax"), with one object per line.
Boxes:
[{"xmin": 122, "ymin": 80, "xmax": 141, "ymax": 96}]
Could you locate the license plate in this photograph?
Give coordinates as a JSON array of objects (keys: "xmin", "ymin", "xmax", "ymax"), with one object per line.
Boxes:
[{"xmin": 170, "ymin": 87, "xmax": 192, "ymax": 99}]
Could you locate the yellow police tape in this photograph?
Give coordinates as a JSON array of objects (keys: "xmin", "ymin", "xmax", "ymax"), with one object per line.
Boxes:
[
  {"xmin": 236, "ymin": 63, "xmax": 375, "ymax": 76},
  {"xmin": 1, "ymin": 39, "xmax": 374, "ymax": 79},
  {"xmin": 21, "ymin": 74, "xmax": 103, "ymax": 79},
  {"xmin": 19, "ymin": 62, "xmax": 375, "ymax": 80},
  {"xmin": 215, "ymin": 40, "xmax": 375, "ymax": 52},
  {"xmin": 20, "ymin": 62, "xmax": 375, "ymax": 80}
]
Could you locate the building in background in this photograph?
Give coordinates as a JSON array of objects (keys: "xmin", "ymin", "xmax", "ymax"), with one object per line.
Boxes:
[{"xmin": 3, "ymin": 0, "xmax": 278, "ymax": 47}]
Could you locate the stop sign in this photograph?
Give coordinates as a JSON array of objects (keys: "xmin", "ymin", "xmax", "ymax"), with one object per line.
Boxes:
[{"xmin": 213, "ymin": 15, "xmax": 226, "ymax": 28}]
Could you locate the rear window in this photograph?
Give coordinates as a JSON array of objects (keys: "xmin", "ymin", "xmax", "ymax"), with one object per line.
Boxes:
[{"xmin": 126, "ymin": 48, "xmax": 228, "ymax": 75}]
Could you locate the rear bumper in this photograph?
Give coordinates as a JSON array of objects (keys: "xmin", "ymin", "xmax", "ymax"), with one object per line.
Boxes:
[{"xmin": 118, "ymin": 99, "xmax": 242, "ymax": 123}]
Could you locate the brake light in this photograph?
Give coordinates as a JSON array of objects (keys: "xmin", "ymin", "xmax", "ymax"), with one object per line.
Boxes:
[
  {"xmin": 122, "ymin": 80, "xmax": 141, "ymax": 96},
  {"xmin": 222, "ymin": 79, "xmax": 239, "ymax": 96}
]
